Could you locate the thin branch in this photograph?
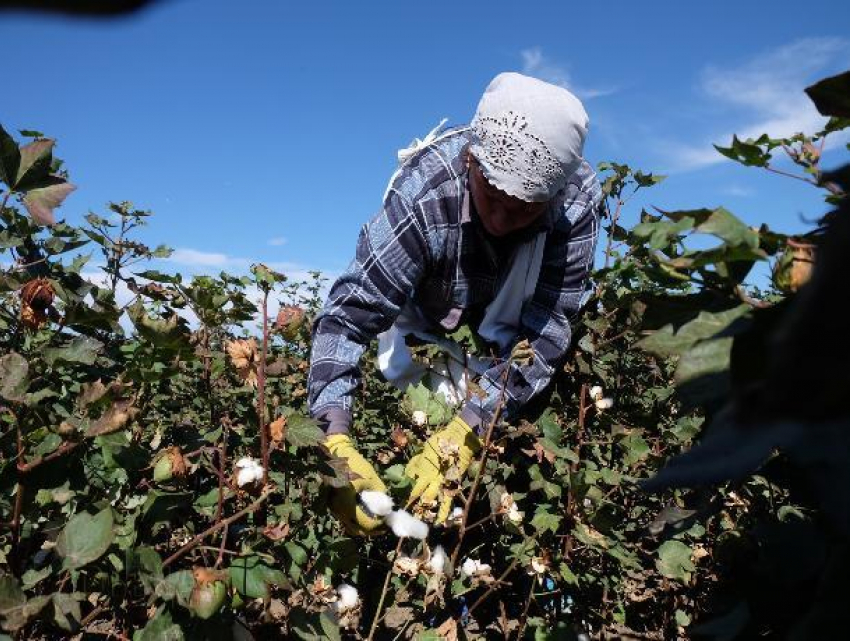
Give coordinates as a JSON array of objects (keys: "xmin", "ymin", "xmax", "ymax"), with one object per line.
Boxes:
[
  {"xmin": 467, "ymin": 557, "xmax": 521, "ymax": 616},
  {"xmin": 258, "ymin": 289, "xmax": 270, "ymax": 483},
  {"xmin": 515, "ymin": 576, "xmax": 538, "ymax": 640},
  {"xmin": 603, "ymin": 199, "xmax": 624, "ymax": 270},
  {"xmin": 162, "ymin": 490, "xmax": 271, "ymax": 568},
  {"xmin": 366, "ymin": 538, "xmax": 404, "ymax": 641},
  {"xmin": 763, "ymin": 165, "xmax": 819, "ymax": 186},
  {"xmin": 449, "ymin": 360, "xmax": 512, "ymax": 572}
]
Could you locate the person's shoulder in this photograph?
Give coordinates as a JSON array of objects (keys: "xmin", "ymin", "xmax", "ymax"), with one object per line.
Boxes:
[
  {"xmin": 554, "ymin": 160, "xmax": 602, "ymax": 226},
  {"xmin": 387, "ymin": 127, "xmax": 471, "ymax": 206}
]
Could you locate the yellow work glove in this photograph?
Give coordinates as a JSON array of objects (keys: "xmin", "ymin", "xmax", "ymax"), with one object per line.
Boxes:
[
  {"xmin": 404, "ymin": 416, "xmax": 482, "ymax": 524},
  {"xmin": 324, "ymin": 434, "xmax": 388, "ymax": 536}
]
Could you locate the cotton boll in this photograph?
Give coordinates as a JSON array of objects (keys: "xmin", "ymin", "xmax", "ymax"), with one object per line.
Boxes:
[
  {"xmin": 359, "ymin": 490, "xmax": 394, "ymax": 517},
  {"xmin": 461, "ymin": 558, "xmax": 491, "ymax": 578},
  {"xmin": 595, "ymin": 397, "xmax": 614, "ymax": 411},
  {"xmin": 427, "ymin": 545, "xmax": 447, "ymax": 575},
  {"xmin": 234, "ymin": 457, "xmax": 264, "ymax": 487},
  {"xmin": 506, "ymin": 503, "xmax": 524, "ymax": 525},
  {"xmin": 335, "ymin": 583, "xmax": 360, "ymax": 611},
  {"xmin": 393, "ymin": 555, "xmax": 422, "ymax": 577},
  {"xmin": 411, "ymin": 410, "xmax": 427, "ymax": 426},
  {"xmin": 385, "ymin": 509, "xmax": 429, "ymax": 540},
  {"xmin": 589, "ymin": 385, "xmax": 604, "ymax": 401}
]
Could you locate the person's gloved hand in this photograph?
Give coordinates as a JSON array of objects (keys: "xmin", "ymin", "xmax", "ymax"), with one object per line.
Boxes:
[
  {"xmin": 324, "ymin": 434, "xmax": 387, "ymax": 536},
  {"xmin": 404, "ymin": 416, "xmax": 482, "ymax": 523}
]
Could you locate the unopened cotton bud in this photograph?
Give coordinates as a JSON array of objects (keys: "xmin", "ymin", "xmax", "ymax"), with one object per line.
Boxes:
[
  {"xmin": 359, "ymin": 490, "xmax": 394, "ymax": 517},
  {"xmin": 595, "ymin": 397, "xmax": 614, "ymax": 411},
  {"xmin": 411, "ymin": 410, "xmax": 428, "ymax": 426},
  {"xmin": 335, "ymin": 583, "xmax": 359, "ymax": 611},
  {"xmin": 428, "ymin": 545, "xmax": 447, "ymax": 575},
  {"xmin": 589, "ymin": 385, "xmax": 604, "ymax": 401},
  {"xmin": 386, "ymin": 509, "xmax": 429, "ymax": 540}
]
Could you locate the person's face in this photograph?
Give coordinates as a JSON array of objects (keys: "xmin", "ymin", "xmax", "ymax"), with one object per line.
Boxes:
[{"xmin": 467, "ymin": 153, "xmax": 550, "ymax": 237}]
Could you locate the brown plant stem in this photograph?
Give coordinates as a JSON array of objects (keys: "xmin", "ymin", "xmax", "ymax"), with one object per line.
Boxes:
[
  {"xmin": 162, "ymin": 490, "xmax": 271, "ymax": 568},
  {"xmin": 603, "ymin": 198, "xmax": 625, "ymax": 270},
  {"xmin": 17, "ymin": 439, "xmax": 82, "ymax": 473},
  {"xmin": 466, "ymin": 557, "xmax": 520, "ymax": 616},
  {"xmin": 214, "ymin": 419, "xmax": 230, "ymax": 569},
  {"xmin": 515, "ymin": 575, "xmax": 538, "ymax": 640},
  {"xmin": 564, "ymin": 384, "xmax": 588, "ymax": 560},
  {"xmin": 449, "ymin": 361, "xmax": 511, "ymax": 572},
  {"xmin": 258, "ymin": 289, "xmax": 269, "ymax": 483},
  {"xmin": 10, "ymin": 408, "xmax": 25, "ymax": 575},
  {"xmin": 366, "ymin": 538, "xmax": 404, "ymax": 641}
]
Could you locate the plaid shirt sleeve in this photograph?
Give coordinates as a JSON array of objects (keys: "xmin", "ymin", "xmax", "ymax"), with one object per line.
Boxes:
[
  {"xmin": 307, "ymin": 187, "xmax": 435, "ymax": 434},
  {"xmin": 460, "ymin": 163, "xmax": 603, "ymax": 431}
]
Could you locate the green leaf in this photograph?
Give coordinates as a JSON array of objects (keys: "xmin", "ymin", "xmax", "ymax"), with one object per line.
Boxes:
[
  {"xmin": 133, "ymin": 608, "xmax": 184, "ymax": 641},
  {"xmin": 656, "ymin": 540, "xmax": 695, "ymax": 583},
  {"xmin": 675, "ymin": 337, "xmax": 733, "ymax": 404},
  {"xmin": 284, "ymin": 414, "xmax": 324, "ymax": 448},
  {"xmin": 228, "ymin": 556, "xmax": 289, "ymax": 599},
  {"xmin": 14, "ymin": 139, "xmax": 54, "ymax": 190},
  {"xmin": 531, "ymin": 506, "xmax": 562, "ymax": 534},
  {"xmin": 0, "ymin": 352, "xmax": 29, "ymax": 402},
  {"xmin": 619, "ymin": 432, "xmax": 651, "ymax": 467},
  {"xmin": 134, "ymin": 269, "xmax": 181, "ymax": 284},
  {"xmin": 403, "ymin": 382, "xmax": 453, "ymax": 426},
  {"xmin": 714, "ymin": 135, "xmax": 772, "ymax": 167},
  {"xmin": 0, "ymin": 575, "xmax": 50, "ymax": 632},
  {"xmin": 43, "ymin": 335, "xmax": 103, "ymax": 366},
  {"xmin": 806, "ymin": 69, "xmax": 850, "ymax": 118},
  {"xmin": 528, "ymin": 464, "xmax": 561, "ymax": 499},
  {"xmin": 155, "ymin": 571, "xmax": 194, "ymax": 606},
  {"xmin": 537, "ymin": 409, "xmax": 563, "ymax": 444},
  {"xmin": 558, "ymin": 562, "xmax": 579, "ymax": 586},
  {"xmin": 22, "ymin": 177, "xmax": 76, "ymax": 226},
  {"xmin": 638, "ymin": 305, "xmax": 749, "ymax": 357},
  {"xmin": 695, "ymin": 207, "xmax": 759, "ymax": 249},
  {"xmin": 56, "ymin": 508, "xmax": 115, "ymax": 570},
  {"xmin": 51, "ymin": 593, "xmax": 82, "ymax": 633},
  {"xmin": 127, "ymin": 300, "xmax": 189, "ymax": 350},
  {"xmin": 0, "ymin": 124, "xmax": 20, "ymax": 188}
]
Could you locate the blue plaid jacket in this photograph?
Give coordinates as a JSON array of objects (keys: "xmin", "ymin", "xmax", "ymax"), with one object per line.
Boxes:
[{"xmin": 308, "ymin": 127, "xmax": 602, "ymax": 434}]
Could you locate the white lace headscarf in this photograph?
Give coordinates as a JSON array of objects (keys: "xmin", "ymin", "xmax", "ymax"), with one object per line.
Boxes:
[{"xmin": 469, "ymin": 72, "xmax": 589, "ymax": 203}]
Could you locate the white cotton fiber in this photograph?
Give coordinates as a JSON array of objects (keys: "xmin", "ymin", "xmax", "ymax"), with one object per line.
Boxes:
[
  {"xmin": 235, "ymin": 457, "xmax": 264, "ymax": 487},
  {"xmin": 427, "ymin": 545, "xmax": 447, "ymax": 575},
  {"xmin": 385, "ymin": 509, "xmax": 429, "ymax": 540},
  {"xmin": 359, "ymin": 490, "xmax": 394, "ymax": 517},
  {"xmin": 335, "ymin": 583, "xmax": 360, "ymax": 611}
]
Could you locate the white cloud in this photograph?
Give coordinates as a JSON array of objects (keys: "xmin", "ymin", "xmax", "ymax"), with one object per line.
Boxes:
[
  {"xmin": 268, "ymin": 236, "xmax": 288, "ymax": 247},
  {"xmin": 722, "ymin": 185, "xmax": 756, "ymax": 198},
  {"xmin": 162, "ymin": 247, "xmax": 337, "ymax": 308},
  {"xmin": 520, "ymin": 47, "xmax": 618, "ymax": 100},
  {"xmin": 663, "ymin": 37, "xmax": 850, "ymax": 171},
  {"xmin": 168, "ymin": 248, "xmax": 247, "ymax": 269}
]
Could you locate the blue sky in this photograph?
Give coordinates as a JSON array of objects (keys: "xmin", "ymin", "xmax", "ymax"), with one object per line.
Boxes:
[{"xmin": 1, "ymin": 0, "xmax": 849, "ymax": 294}]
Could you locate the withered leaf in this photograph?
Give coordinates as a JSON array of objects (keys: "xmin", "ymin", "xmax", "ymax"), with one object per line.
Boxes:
[{"xmin": 85, "ymin": 397, "xmax": 138, "ymax": 437}]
